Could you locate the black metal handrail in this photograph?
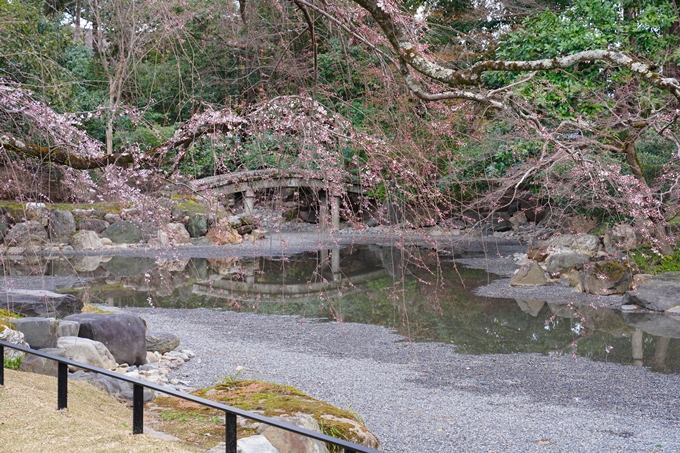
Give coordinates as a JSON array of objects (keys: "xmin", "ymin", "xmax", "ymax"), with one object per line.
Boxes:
[{"xmin": 0, "ymin": 340, "xmax": 380, "ymax": 453}]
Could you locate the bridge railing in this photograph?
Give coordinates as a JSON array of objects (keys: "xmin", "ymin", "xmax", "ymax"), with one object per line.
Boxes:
[{"xmin": 0, "ymin": 340, "xmax": 380, "ymax": 453}]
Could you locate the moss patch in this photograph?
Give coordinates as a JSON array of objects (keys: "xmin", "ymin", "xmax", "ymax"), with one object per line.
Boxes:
[
  {"xmin": 0, "ymin": 309, "xmax": 23, "ymax": 319},
  {"xmin": 149, "ymin": 380, "xmax": 374, "ymax": 452},
  {"xmin": 172, "ymin": 196, "xmax": 208, "ymax": 215},
  {"xmin": 0, "ymin": 201, "xmax": 126, "ymax": 216}
]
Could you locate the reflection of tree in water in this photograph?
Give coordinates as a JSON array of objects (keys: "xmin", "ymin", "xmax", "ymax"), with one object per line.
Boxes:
[{"xmin": 12, "ymin": 247, "xmax": 680, "ymax": 373}]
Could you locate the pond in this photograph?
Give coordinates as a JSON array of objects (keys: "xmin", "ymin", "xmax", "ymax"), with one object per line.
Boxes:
[{"xmin": 3, "ymin": 245, "xmax": 680, "ymax": 373}]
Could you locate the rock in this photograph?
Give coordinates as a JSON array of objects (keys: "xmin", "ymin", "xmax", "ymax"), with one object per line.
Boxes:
[
  {"xmin": 0, "ymin": 290, "xmax": 83, "ymax": 317},
  {"xmin": 146, "ymin": 332, "xmax": 180, "ymax": 354},
  {"xmin": 490, "ymin": 213, "xmax": 512, "ymax": 232},
  {"xmin": 101, "ymin": 220, "xmax": 149, "ymax": 244},
  {"xmin": 69, "ymin": 230, "xmax": 104, "ymax": 251},
  {"xmin": 104, "ymin": 213, "xmax": 121, "ymax": 224},
  {"xmin": 0, "ymin": 213, "xmax": 10, "ymax": 241},
  {"xmin": 25, "ymin": 202, "xmax": 47, "ymax": 224},
  {"xmin": 19, "ymin": 347, "xmax": 67, "ymax": 376},
  {"xmin": 9, "ymin": 317, "xmax": 59, "ymax": 349},
  {"xmin": 238, "ymin": 224, "xmax": 254, "ymax": 235},
  {"xmin": 604, "ymin": 223, "xmax": 638, "ymax": 253},
  {"xmin": 510, "ymin": 261, "xmax": 548, "ymax": 287},
  {"xmin": 236, "ymin": 435, "xmax": 280, "ymax": 453},
  {"xmin": 319, "ymin": 414, "xmax": 380, "ymax": 450},
  {"xmin": 509, "ymin": 211, "xmax": 528, "ymax": 227},
  {"xmin": 64, "ymin": 313, "xmax": 147, "ymax": 366},
  {"xmin": 58, "ymin": 320, "xmax": 80, "ymax": 337},
  {"xmin": 526, "ymin": 240, "xmax": 549, "ymax": 262},
  {"xmin": 623, "ymin": 312, "xmax": 680, "ymax": 338},
  {"xmin": 187, "ymin": 213, "xmax": 209, "ymax": 238},
  {"xmin": 564, "ymin": 215, "xmax": 598, "ymax": 234},
  {"xmin": 47, "ymin": 210, "xmax": 76, "ymax": 242},
  {"xmin": 3, "ymin": 221, "xmax": 48, "ymax": 247},
  {"xmin": 171, "ymin": 208, "xmax": 189, "ymax": 222},
  {"xmin": 102, "ymin": 256, "xmax": 155, "ymax": 277},
  {"xmin": 71, "ymin": 255, "xmax": 103, "ymax": 272},
  {"xmin": 258, "ymin": 413, "xmax": 329, "ymax": 453},
  {"xmin": 251, "ymin": 229, "xmax": 267, "ymax": 240},
  {"xmin": 545, "ymin": 253, "xmax": 591, "ymax": 275},
  {"xmin": 0, "ymin": 326, "xmax": 28, "ymax": 361},
  {"xmin": 70, "ymin": 371, "xmax": 155, "ymax": 402},
  {"xmin": 77, "ymin": 218, "xmax": 110, "ymax": 234},
  {"xmin": 632, "ymin": 273, "xmax": 653, "ymax": 289},
  {"xmin": 100, "ymin": 237, "xmax": 114, "ymax": 246},
  {"xmin": 579, "ymin": 260, "xmax": 632, "ymax": 296},
  {"xmin": 622, "ymin": 272, "xmax": 680, "ymax": 312},
  {"xmin": 207, "ymin": 219, "xmax": 243, "ymax": 245},
  {"xmin": 558, "ymin": 270, "xmax": 580, "ymax": 287},
  {"xmin": 163, "ymin": 222, "xmax": 191, "ymax": 245},
  {"xmin": 515, "ymin": 299, "xmax": 545, "ymax": 317},
  {"xmin": 546, "ymin": 234, "xmax": 601, "ymax": 257},
  {"xmin": 56, "ymin": 336, "xmax": 117, "ymax": 371}
]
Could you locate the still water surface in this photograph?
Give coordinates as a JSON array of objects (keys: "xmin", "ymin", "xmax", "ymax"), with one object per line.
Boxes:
[{"xmin": 4, "ymin": 245, "xmax": 680, "ymax": 373}]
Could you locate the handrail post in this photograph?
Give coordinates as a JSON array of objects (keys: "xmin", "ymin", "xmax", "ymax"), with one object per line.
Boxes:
[
  {"xmin": 225, "ymin": 412, "xmax": 237, "ymax": 453},
  {"xmin": 133, "ymin": 384, "xmax": 144, "ymax": 434},
  {"xmin": 0, "ymin": 344, "xmax": 4, "ymax": 386},
  {"xmin": 57, "ymin": 362, "xmax": 68, "ymax": 410}
]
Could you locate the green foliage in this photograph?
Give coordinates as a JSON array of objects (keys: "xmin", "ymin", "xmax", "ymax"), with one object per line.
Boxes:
[
  {"xmin": 3, "ymin": 357, "xmax": 22, "ymax": 370},
  {"xmin": 631, "ymin": 246, "xmax": 680, "ymax": 274},
  {"xmin": 488, "ymin": 0, "xmax": 678, "ymax": 120}
]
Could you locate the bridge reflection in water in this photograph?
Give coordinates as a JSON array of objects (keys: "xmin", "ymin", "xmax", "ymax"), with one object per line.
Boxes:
[
  {"xmin": 3, "ymin": 246, "xmax": 680, "ymax": 373},
  {"xmin": 192, "ymin": 249, "xmax": 387, "ymax": 304}
]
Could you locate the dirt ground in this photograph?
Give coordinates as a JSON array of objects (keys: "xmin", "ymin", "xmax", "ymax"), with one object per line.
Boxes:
[{"xmin": 0, "ymin": 369, "xmax": 200, "ymax": 453}]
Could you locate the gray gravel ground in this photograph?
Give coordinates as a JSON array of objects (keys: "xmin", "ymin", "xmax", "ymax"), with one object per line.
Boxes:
[{"xmin": 124, "ymin": 307, "xmax": 680, "ymax": 453}]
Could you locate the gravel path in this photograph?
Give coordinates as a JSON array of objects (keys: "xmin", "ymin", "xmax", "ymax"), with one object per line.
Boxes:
[{"xmin": 124, "ymin": 307, "xmax": 680, "ymax": 453}]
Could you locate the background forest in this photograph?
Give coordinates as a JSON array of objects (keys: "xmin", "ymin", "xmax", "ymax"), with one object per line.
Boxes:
[{"xmin": 2, "ymin": 0, "xmax": 680, "ymax": 249}]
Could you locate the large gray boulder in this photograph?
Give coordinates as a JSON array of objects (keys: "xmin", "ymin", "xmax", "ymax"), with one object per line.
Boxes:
[
  {"xmin": 3, "ymin": 221, "xmax": 48, "ymax": 246},
  {"xmin": 47, "ymin": 210, "xmax": 76, "ymax": 242},
  {"xmin": 146, "ymin": 331, "xmax": 180, "ymax": 354},
  {"xmin": 258, "ymin": 414, "xmax": 329, "ymax": 453},
  {"xmin": 69, "ymin": 230, "xmax": 104, "ymax": 251},
  {"xmin": 77, "ymin": 218, "xmax": 110, "ymax": 234},
  {"xmin": 57, "ymin": 336, "xmax": 117, "ymax": 370},
  {"xmin": 9, "ymin": 317, "xmax": 59, "ymax": 349},
  {"xmin": 187, "ymin": 213, "xmax": 208, "ymax": 238},
  {"xmin": 19, "ymin": 347, "xmax": 68, "ymax": 376},
  {"xmin": 101, "ymin": 220, "xmax": 149, "ymax": 244},
  {"xmin": 545, "ymin": 252, "xmax": 590, "ymax": 275},
  {"xmin": 546, "ymin": 233, "xmax": 601, "ymax": 257},
  {"xmin": 64, "ymin": 313, "xmax": 147, "ymax": 365},
  {"xmin": 622, "ymin": 272, "xmax": 680, "ymax": 312},
  {"xmin": 163, "ymin": 222, "xmax": 191, "ymax": 245},
  {"xmin": 0, "ymin": 290, "xmax": 83, "ymax": 318}
]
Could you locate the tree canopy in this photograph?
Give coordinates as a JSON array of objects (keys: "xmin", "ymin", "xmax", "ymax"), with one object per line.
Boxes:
[{"xmin": 1, "ymin": 0, "xmax": 680, "ymax": 242}]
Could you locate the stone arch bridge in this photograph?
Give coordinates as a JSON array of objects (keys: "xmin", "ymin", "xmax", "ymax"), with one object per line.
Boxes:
[{"xmin": 191, "ymin": 169, "xmax": 363, "ymax": 230}]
